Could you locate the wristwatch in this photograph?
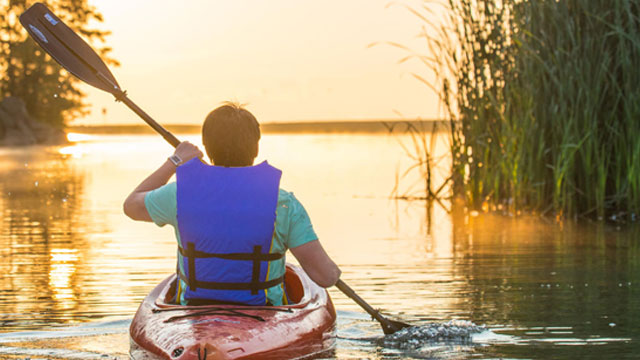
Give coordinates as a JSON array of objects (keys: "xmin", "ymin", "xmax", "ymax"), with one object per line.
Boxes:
[{"xmin": 168, "ymin": 154, "xmax": 183, "ymax": 167}]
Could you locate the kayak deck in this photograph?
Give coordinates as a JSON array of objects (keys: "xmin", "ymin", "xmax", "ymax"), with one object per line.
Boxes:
[{"xmin": 130, "ymin": 264, "xmax": 337, "ymax": 360}]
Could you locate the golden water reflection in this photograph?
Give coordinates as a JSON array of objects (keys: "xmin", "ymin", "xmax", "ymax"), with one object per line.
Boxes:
[
  {"xmin": 0, "ymin": 133, "xmax": 638, "ymax": 359},
  {"xmin": 0, "ymin": 148, "xmax": 87, "ymax": 329},
  {"xmin": 49, "ymin": 248, "xmax": 78, "ymax": 305}
]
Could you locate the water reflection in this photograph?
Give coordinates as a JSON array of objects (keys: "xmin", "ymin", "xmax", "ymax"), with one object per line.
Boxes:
[
  {"xmin": 49, "ymin": 248, "xmax": 79, "ymax": 305},
  {"xmin": 0, "ymin": 147, "xmax": 87, "ymax": 329},
  {"xmin": 0, "ymin": 134, "xmax": 638, "ymax": 359},
  {"xmin": 448, "ymin": 213, "xmax": 639, "ymax": 358}
]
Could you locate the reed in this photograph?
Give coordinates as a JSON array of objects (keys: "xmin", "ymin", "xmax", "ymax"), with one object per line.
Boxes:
[
  {"xmin": 386, "ymin": 120, "xmax": 443, "ymax": 201},
  {"xmin": 416, "ymin": 0, "xmax": 640, "ymax": 220}
]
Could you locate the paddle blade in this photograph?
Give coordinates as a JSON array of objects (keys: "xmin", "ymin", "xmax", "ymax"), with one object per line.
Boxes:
[
  {"xmin": 382, "ymin": 318, "xmax": 413, "ymax": 335},
  {"xmin": 19, "ymin": 2, "xmax": 121, "ymax": 95}
]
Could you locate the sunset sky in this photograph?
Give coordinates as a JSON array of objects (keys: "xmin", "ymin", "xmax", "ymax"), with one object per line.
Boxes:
[{"xmin": 78, "ymin": 0, "xmax": 440, "ymax": 125}]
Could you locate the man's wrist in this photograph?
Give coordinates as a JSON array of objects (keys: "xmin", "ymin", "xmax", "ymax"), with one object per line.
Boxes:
[{"xmin": 168, "ymin": 154, "xmax": 182, "ymax": 167}]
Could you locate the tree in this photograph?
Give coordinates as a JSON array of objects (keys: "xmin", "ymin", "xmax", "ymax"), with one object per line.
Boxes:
[{"xmin": 0, "ymin": 0, "xmax": 117, "ymax": 128}]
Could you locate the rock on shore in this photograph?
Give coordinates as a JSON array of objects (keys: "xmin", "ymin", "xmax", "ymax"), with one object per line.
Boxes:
[{"xmin": 0, "ymin": 96, "xmax": 68, "ymax": 146}]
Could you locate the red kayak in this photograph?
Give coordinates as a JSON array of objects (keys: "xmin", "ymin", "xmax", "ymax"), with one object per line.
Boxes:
[{"xmin": 129, "ymin": 264, "xmax": 337, "ymax": 360}]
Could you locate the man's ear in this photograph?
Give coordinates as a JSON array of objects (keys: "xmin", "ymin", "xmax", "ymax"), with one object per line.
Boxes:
[{"xmin": 253, "ymin": 143, "xmax": 259, "ymax": 159}]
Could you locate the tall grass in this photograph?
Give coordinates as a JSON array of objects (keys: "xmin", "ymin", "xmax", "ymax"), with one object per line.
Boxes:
[{"xmin": 417, "ymin": 0, "xmax": 640, "ymax": 220}]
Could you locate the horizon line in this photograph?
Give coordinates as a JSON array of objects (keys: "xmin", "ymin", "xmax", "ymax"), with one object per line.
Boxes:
[{"xmin": 69, "ymin": 119, "xmax": 450, "ymax": 135}]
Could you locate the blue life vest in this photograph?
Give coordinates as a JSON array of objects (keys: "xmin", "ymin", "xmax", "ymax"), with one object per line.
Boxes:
[{"xmin": 176, "ymin": 159, "xmax": 283, "ymax": 305}]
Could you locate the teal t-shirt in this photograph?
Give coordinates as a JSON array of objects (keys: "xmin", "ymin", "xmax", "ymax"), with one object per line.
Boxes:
[{"xmin": 144, "ymin": 182, "xmax": 317, "ymax": 306}]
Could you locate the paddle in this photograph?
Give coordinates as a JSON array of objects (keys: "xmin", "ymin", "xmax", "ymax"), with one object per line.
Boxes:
[
  {"xmin": 335, "ymin": 279, "xmax": 412, "ymax": 335},
  {"xmin": 19, "ymin": 2, "xmax": 180, "ymax": 147}
]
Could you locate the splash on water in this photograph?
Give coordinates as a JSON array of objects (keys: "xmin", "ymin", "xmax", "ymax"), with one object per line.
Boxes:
[{"xmin": 381, "ymin": 320, "xmax": 488, "ymax": 349}]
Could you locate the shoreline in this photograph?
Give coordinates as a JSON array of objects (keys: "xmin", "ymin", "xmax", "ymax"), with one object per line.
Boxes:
[{"xmin": 69, "ymin": 120, "xmax": 450, "ymax": 135}]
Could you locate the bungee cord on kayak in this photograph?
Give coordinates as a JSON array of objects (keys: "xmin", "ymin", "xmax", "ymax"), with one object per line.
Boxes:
[
  {"xmin": 152, "ymin": 306, "xmax": 294, "ymax": 313},
  {"xmin": 166, "ymin": 309, "xmax": 266, "ymax": 323},
  {"xmin": 153, "ymin": 305, "xmax": 294, "ymax": 323}
]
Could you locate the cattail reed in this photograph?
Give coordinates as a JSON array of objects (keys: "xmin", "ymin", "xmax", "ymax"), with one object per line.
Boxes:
[{"xmin": 417, "ymin": 0, "xmax": 640, "ymax": 220}]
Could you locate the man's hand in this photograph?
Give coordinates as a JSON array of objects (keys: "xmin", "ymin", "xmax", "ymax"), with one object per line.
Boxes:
[{"xmin": 171, "ymin": 141, "xmax": 204, "ymax": 166}]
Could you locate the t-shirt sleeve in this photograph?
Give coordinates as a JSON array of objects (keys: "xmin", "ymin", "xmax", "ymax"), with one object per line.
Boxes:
[
  {"xmin": 144, "ymin": 182, "xmax": 177, "ymax": 227},
  {"xmin": 286, "ymin": 193, "xmax": 318, "ymax": 249}
]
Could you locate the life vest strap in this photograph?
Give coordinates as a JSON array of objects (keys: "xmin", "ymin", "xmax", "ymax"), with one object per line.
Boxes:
[
  {"xmin": 181, "ymin": 242, "xmax": 285, "ymax": 295},
  {"xmin": 251, "ymin": 245, "xmax": 261, "ymax": 295},
  {"xmin": 178, "ymin": 272, "xmax": 285, "ymax": 292},
  {"xmin": 178, "ymin": 244, "xmax": 284, "ymax": 261}
]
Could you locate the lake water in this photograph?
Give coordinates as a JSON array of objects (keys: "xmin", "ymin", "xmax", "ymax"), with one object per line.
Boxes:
[{"xmin": 0, "ymin": 131, "xmax": 638, "ymax": 359}]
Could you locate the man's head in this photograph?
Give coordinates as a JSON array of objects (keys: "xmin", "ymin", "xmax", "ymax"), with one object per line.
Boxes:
[{"xmin": 202, "ymin": 103, "xmax": 260, "ymax": 167}]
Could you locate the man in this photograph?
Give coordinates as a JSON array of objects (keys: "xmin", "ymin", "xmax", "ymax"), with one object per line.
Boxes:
[{"xmin": 123, "ymin": 103, "xmax": 341, "ymax": 306}]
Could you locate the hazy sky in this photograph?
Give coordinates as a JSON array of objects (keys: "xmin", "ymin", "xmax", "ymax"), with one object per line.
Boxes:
[{"xmin": 78, "ymin": 0, "xmax": 440, "ymax": 125}]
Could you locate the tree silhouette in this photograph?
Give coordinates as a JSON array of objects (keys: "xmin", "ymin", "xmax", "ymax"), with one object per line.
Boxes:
[{"xmin": 0, "ymin": 0, "xmax": 117, "ymax": 127}]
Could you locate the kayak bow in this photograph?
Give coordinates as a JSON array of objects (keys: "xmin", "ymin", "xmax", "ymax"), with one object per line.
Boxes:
[{"xmin": 130, "ymin": 264, "xmax": 337, "ymax": 360}]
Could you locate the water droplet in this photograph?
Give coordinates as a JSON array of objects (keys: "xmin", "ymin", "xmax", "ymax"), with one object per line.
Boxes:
[
  {"xmin": 53, "ymin": 94, "xmax": 59, "ymax": 98},
  {"xmin": 609, "ymin": 323, "xmax": 616, "ymax": 327},
  {"xmin": 34, "ymin": 181, "xmax": 38, "ymax": 187}
]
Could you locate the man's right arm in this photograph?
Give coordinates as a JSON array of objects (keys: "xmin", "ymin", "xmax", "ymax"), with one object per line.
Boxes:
[
  {"xmin": 290, "ymin": 239, "xmax": 341, "ymax": 288},
  {"xmin": 283, "ymin": 193, "xmax": 341, "ymax": 288}
]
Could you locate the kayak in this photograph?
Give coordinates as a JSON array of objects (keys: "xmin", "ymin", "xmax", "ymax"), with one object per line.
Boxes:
[{"xmin": 129, "ymin": 264, "xmax": 337, "ymax": 360}]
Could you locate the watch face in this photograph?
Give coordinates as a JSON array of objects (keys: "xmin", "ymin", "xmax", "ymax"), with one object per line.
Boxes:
[{"xmin": 169, "ymin": 155, "xmax": 182, "ymax": 166}]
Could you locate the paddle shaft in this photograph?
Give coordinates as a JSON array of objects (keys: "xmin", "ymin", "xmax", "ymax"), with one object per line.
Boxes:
[
  {"xmin": 117, "ymin": 92, "xmax": 180, "ymax": 148},
  {"xmin": 92, "ymin": 63, "xmax": 179, "ymax": 148},
  {"xmin": 335, "ymin": 279, "xmax": 398, "ymax": 331}
]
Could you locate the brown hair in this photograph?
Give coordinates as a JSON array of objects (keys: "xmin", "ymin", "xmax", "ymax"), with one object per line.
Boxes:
[{"xmin": 202, "ymin": 103, "xmax": 260, "ymax": 167}]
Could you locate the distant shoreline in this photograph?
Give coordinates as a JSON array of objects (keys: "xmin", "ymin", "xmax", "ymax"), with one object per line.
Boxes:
[{"xmin": 69, "ymin": 120, "xmax": 450, "ymax": 135}]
